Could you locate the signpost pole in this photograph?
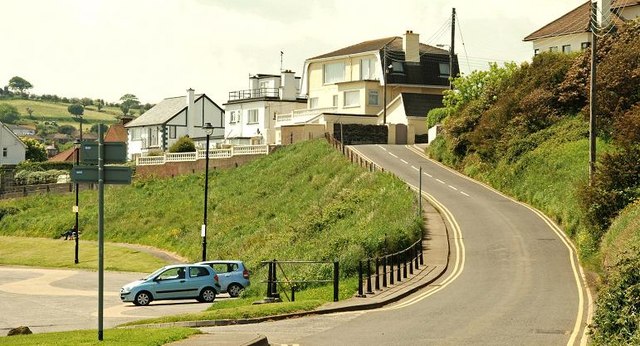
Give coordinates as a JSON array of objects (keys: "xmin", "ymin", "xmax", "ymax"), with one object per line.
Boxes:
[{"xmin": 97, "ymin": 125, "xmax": 104, "ymax": 341}]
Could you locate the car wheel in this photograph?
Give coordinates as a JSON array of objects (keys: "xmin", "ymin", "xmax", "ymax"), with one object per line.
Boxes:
[
  {"xmin": 134, "ymin": 291, "xmax": 152, "ymax": 306},
  {"xmin": 199, "ymin": 287, "xmax": 216, "ymax": 303},
  {"xmin": 227, "ymin": 283, "xmax": 244, "ymax": 298}
]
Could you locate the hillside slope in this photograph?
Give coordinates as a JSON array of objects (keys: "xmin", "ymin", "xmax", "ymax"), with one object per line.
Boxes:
[{"xmin": 1, "ymin": 99, "xmax": 118, "ymax": 126}]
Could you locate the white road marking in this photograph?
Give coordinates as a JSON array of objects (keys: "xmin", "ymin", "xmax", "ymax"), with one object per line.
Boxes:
[
  {"xmin": 389, "ymin": 153, "xmax": 398, "ymax": 158},
  {"xmin": 376, "ymin": 145, "xmax": 387, "ymax": 151},
  {"xmin": 411, "ymin": 166, "xmax": 419, "ymax": 171},
  {"xmin": 448, "ymin": 185, "xmax": 458, "ymax": 191},
  {"xmin": 461, "ymin": 191, "xmax": 470, "ymax": 197},
  {"xmin": 425, "ymin": 173, "xmax": 433, "ymax": 177},
  {"xmin": 436, "ymin": 179, "xmax": 445, "ymax": 184},
  {"xmin": 400, "ymin": 159, "xmax": 409, "ymax": 164}
]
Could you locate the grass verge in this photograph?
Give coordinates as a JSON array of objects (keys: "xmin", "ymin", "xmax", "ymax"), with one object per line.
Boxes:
[{"xmin": 0, "ymin": 327, "xmax": 198, "ymax": 345}]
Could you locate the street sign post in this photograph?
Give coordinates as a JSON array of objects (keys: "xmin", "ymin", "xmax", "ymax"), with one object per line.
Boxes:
[
  {"xmin": 72, "ymin": 166, "xmax": 132, "ymax": 184},
  {"xmin": 80, "ymin": 141, "xmax": 127, "ymax": 165}
]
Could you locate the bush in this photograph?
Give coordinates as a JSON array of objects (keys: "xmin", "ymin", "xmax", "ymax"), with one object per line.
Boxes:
[
  {"xmin": 17, "ymin": 161, "xmax": 73, "ymax": 173},
  {"xmin": 426, "ymin": 107, "xmax": 449, "ymax": 129},
  {"xmin": 169, "ymin": 136, "xmax": 195, "ymax": 153},
  {"xmin": 0, "ymin": 103, "xmax": 20, "ymax": 124},
  {"xmin": 13, "ymin": 169, "xmax": 67, "ymax": 185}
]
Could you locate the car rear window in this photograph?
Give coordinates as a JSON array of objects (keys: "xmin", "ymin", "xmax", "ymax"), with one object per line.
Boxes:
[{"xmin": 190, "ymin": 267, "xmax": 209, "ymax": 277}]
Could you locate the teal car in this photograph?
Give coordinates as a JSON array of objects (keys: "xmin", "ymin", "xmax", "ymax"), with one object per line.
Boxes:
[{"xmin": 120, "ymin": 264, "xmax": 221, "ymax": 306}]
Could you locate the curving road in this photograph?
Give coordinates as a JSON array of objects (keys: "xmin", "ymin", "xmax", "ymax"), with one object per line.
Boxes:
[{"xmin": 209, "ymin": 144, "xmax": 592, "ymax": 345}]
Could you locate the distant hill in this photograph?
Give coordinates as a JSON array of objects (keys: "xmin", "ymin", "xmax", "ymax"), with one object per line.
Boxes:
[{"xmin": 1, "ymin": 99, "xmax": 121, "ymax": 127}]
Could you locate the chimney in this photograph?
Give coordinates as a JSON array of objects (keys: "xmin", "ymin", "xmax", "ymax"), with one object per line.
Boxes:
[
  {"xmin": 280, "ymin": 70, "xmax": 296, "ymax": 101},
  {"xmin": 186, "ymin": 88, "xmax": 195, "ymax": 123},
  {"xmin": 403, "ymin": 30, "xmax": 420, "ymax": 63}
]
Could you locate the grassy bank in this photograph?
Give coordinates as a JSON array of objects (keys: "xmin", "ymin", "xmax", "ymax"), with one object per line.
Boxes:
[
  {"xmin": 0, "ymin": 139, "xmax": 421, "ymax": 296},
  {"xmin": 2, "ymin": 99, "xmax": 117, "ymax": 127},
  {"xmin": 0, "ymin": 327, "xmax": 197, "ymax": 345}
]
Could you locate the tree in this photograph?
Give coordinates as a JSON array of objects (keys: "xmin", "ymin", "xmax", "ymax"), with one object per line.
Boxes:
[
  {"xmin": 89, "ymin": 124, "xmax": 101, "ymax": 134},
  {"xmin": 0, "ymin": 103, "xmax": 20, "ymax": 124},
  {"xmin": 94, "ymin": 99, "xmax": 105, "ymax": 111},
  {"xmin": 8, "ymin": 76, "xmax": 33, "ymax": 95},
  {"xmin": 20, "ymin": 137, "xmax": 47, "ymax": 162},
  {"xmin": 119, "ymin": 94, "xmax": 140, "ymax": 116},
  {"xmin": 80, "ymin": 97, "xmax": 93, "ymax": 107},
  {"xmin": 58, "ymin": 125, "xmax": 76, "ymax": 135},
  {"xmin": 26, "ymin": 107, "xmax": 34, "ymax": 118},
  {"xmin": 67, "ymin": 103, "xmax": 84, "ymax": 117}
]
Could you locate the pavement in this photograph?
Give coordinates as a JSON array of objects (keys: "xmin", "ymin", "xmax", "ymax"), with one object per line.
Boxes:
[{"xmin": 160, "ymin": 194, "xmax": 451, "ymax": 346}]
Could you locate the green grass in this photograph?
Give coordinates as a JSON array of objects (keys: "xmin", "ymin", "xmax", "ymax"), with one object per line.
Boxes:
[
  {"xmin": 0, "ymin": 236, "xmax": 173, "ymax": 272},
  {"xmin": 0, "ymin": 139, "xmax": 421, "ymax": 297},
  {"xmin": 0, "ymin": 327, "xmax": 198, "ymax": 345},
  {"xmin": 1, "ymin": 99, "xmax": 118, "ymax": 127},
  {"xmin": 600, "ymin": 200, "xmax": 640, "ymax": 269}
]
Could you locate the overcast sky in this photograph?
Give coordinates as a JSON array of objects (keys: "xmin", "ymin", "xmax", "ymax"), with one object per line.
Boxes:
[{"xmin": 1, "ymin": 0, "xmax": 586, "ymax": 105}]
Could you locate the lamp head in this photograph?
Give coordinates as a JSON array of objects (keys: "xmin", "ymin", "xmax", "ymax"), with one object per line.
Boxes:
[{"xmin": 203, "ymin": 122, "xmax": 214, "ymax": 135}]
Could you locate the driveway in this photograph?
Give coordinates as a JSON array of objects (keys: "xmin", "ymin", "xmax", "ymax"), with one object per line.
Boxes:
[{"xmin": 0, "ymin": 266, "xmax": 230, "ymax": 334}]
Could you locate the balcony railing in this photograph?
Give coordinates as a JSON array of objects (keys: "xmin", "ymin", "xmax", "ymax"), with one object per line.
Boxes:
[
  {"xmin": 136, "ymin": 144, "xmax": 269, "ymax": 166},
  {"xmin": 275, "ymin": 106, "xmax": 337, "ymax": 126},
  {"xmin": 228, "ymin": 88, "xmax": 280, "ymax": 101}
]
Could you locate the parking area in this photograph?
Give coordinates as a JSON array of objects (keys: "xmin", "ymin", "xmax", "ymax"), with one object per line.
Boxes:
[{"xmin": 0, "ymin": 266, "xmax": 233, "ymax": 334}]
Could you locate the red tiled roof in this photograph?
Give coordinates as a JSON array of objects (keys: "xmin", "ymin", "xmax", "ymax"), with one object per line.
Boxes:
[
  {"xmin": 48, "ymin": 147, "xmax": 77, "ymax": 162},
  {"xmin": 104, "ymin": 123, "xmax": 127, "ymax": 142}
]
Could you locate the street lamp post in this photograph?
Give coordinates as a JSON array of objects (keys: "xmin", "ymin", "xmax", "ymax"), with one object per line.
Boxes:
[
  {"xmin": 73, "ymin": 139, "xmax": 81, "ymax": 263},
  {"xmin": 202, "ymin": 122, "xmax": 214, "ymax": 261}
]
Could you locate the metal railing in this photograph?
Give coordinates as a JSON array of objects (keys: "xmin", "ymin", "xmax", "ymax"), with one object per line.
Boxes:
[
  {"xmin": 326, "ymin": 133, "xmax": 385, "ymax": 173},
  {"xmin": 357, "ymin": 239, "xmax": 424, "ymax": 297},
  {"xmin": 228, "ymin": 88, "xmax": 280, "ymax": 101},
  {"xmin": 262, "ymin": 259, "xmax": 340, "ymax": 302},
  {"xmin": 136, "ymin": 144, "xmax": 269, "ymax": 165},
  {"xmin": 275, "ymin": 106, "xmax": 337, "ymax": 125}
]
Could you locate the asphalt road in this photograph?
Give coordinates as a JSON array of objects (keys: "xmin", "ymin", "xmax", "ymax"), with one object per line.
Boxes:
[
  {"xmin": 0, "ymin": 266, "xmax": 232, "ymax": 334},
  {"xmin": 206, "ymin": 144, "xmax": 592, "ymax": 345}
]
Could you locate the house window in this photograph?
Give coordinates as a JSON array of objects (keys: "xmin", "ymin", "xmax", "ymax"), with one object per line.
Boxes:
[
  {"xmin": 169, "ymin": 126, "xmax": 176, "ymax": 139},
  {"xmin": 581, "ymin": 42, "xmax": 590, "ymax": 51},
  {"xmin": 332, "ymin": 95, "xmax": 338, "ymax": 107},
  {"xmin": 230, "ymin": 110, "xmax": 240, "ymax": 123},
  {"xmin": 131, "ymin": 128, "xmax": 141, "ymax": 140},
  {"xmin": 439, "ymin": 62, "xmax": 450, "ymax": 78},
  {"xmin": 344, "ymin": 90, "xmax": 360, "ymax": 107},
  {"xmin": 360, "ymin": 58, "xmax": 376, "ymax": 80},
  {"xmin": 549, "ymin": 46, "xmax": 558, "ymax": 52},
  {"xmin": 562, "ymin": 45, "xmax": 572, "ymax": 53},
  {"xmin": 534, "ymin": 48, "xmax": 540, "ymax": 56},
  {"xmin": 368, "ymin": 90, "xmax": 379, "ymax": 106},
  {"xmin": 323, "ymin": 62, "xmax": 345, "ymax": 84},
  {"xmin": 391, "ymin": 61, "xmax": 404, "ymax": 73},
  {"xmin": 148, "ymin": 128, "xmax": 158, "ymax": 147},
  {"xmin": 309, "ymin": 97, "xmax": 319, "ymax": 109},
  {"xmin": 2, "ymin": 148, "xmax": 7, "ymax": 157},
  {"xmin": 247, "ymin": 109, "xmax": 258, "ymax": 124}
]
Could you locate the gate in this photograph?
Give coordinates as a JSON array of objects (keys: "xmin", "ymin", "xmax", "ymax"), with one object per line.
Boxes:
[{"xmin": 395, "ymin": 124, "xmax": 408, "ymax": 144}]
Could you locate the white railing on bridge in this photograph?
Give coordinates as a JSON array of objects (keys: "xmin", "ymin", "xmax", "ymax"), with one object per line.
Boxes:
[{"xmin": 136, "ymin": 144, "xmax": 269, "ymax": 166}]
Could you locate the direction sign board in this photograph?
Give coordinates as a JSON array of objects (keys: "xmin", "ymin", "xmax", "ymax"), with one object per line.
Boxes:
[
  {"xmin": 80, "ymin": 141, "xmax": 127, "ymax": 165},
  {"xmin": 71, "ymin": 166, "xmax": 132, "ymax": 185}
]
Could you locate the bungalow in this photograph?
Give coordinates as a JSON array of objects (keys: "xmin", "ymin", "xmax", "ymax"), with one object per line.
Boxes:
[
  {"xmin": 0, "ymin": 122, "xmax": 27, "ymax": 165},
  {"xmin": 224, "ymin": 71, "xmax": 307, "ymax": 145},
  {"xmin": 524, "ymin": 0, "xmax": 639, "ymax": 55},
  {"xmin": 124, "ymin": 89, "xmax": 224, "ymax": 159},
  {"xmin": 276, "ymin": 30, "xmax": 457, "ymax": 144}
]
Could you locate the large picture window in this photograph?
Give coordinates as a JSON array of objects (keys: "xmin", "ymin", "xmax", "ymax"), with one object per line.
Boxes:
[
  {"xmin": 323, "ymin": 62, "xmax": 345, "ymax": 84},
  {"xmin": 360, "ymin": 58, "xmax": 376, "ymax": 80},
  {"xmin": 344, "ymin": 90, "xmax": 360, "ymax": 107}
]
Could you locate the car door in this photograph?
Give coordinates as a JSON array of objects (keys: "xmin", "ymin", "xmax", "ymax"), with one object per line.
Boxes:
[
  {"xmin": 209, "ymin": 263, "xmax": 231, "ymax": 291},
  {"xmin": 152, "ymin": 266, "xmax": 193, "ymax": 299}
]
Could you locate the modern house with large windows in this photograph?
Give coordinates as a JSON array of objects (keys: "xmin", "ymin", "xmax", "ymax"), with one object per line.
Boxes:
[
  {"xmin": 124, "ymin": 89, "xmax": 224, "ymax": 159},
  {"xmin": 275, "ymin": 30, "xmax": 457, "ymax": 144},
  {"xmin": 224, "ymin": 71, "xmax": 307, "ymax": 145}
]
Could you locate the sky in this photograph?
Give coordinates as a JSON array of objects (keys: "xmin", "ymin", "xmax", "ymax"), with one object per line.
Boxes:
[{"xmin": 0, "ymin": 0, "xmax": 587, "ymax": 105}]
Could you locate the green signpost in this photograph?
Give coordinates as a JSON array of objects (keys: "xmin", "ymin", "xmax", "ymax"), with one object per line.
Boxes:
[{"xmin": 71, "ymin": 125, "xmax": 131, "ymax": 341}]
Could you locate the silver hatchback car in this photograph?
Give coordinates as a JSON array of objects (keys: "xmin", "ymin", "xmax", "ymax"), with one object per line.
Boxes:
[
  {"xmin": 120, "ymin": 264, "xmax": 221, "ymax": 306},
  {"xmin": 196, "ymin": 260, "xmax": 250, "ymax": 297}
]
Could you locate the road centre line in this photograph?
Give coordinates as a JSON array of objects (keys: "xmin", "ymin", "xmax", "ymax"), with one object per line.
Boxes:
[
  {"xmin": 448, "ymin": 185, "xmax": 458, "ymax": 191},
  {"xmin": 389, "ymin": 153, "xmax": 398, "ymax": 158},
  {"xmin": 411, "ymin": 166, "xmax": 419, "ymax": 171},
  {"xmin": 400, "ymin": 159, "xmax": 409, "ymax": 164},
  {"xmin": 461, "ymin": 191, "xmax": 470, "ymax": 197},
  {"xmin": 424, "ymin": 173, "xmax": 433, "ymax": 177},
  {"xmin": 376, "ymin": 145, "xmax": 387, "ymax": 151},
  {"xmin": 436, "ymin": 179, "xmax": 445, "ymax": 184}
]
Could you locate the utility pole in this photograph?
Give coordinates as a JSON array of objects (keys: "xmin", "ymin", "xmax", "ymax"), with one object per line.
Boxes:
[
  {"xmin": 589, "ymin": 1, "xmax": 597, "ymax": 185},
  {"xmin": 450, "ymin": 8, "xmax": 456, "ymax": 89},
  {"xmin": 383, "ymin": 45, "xmax": 387, "ymax": 125}
]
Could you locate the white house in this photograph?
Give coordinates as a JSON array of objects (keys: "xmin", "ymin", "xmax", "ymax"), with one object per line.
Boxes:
[
  {"xmin": 124, "ymin": 89, "xmax": 224, "ymax": 159},
  {"xmin": 275, "ymin": 30, "xmax": 455, "ymax": 144},
  {"xmin": 0, "ymin": 122, "xmax": 27, "ymax": 165},
  {"xmin": 224, "ymin": 71, "xmax": 307, "ymax": 145}
]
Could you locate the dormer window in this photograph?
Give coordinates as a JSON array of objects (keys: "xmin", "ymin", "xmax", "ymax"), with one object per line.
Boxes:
[{"xmin": 439, "ymin": 63, "xmax": 450, "ymax": 78}]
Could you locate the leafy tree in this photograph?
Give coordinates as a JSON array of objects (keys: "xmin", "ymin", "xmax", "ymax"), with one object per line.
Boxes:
[
  {"xmin": 169, "ymin": 136, "xmax": 195, "ymax": 153},
  {"xmin": 89, "ymin": 124, "xmax": 101, "ymax": 134},
  {"xmin": 67, "ymin": 103, "xmax": 84, "ymax": 117},
  {"xmin": 119, "ymin": 94, "xmax": 140, "ymax": 116},
  {"xmin": 0, "ymin": 103, "xmax": 20, "ymax": 124},
  {"xmin": 94, "ymin": 99, "xmax": 105, "ymax": 111},
  {"xmin": 8, "ymin": 76, "xmax": 33, "ymax": 95},
  {"xmin": 80, "ymin": 97, "xmax": 93, "ymax": 107},
  {"xmin": 20, "ymin": 137, "xmax": 47, "ymax": 162},
  {"xmin": 58, "ymin": 125, "xmax": 76, "ymax": 135},
  {"xmin": 26, "ymin": 107, "xmax": 34, "ymax": 118}
]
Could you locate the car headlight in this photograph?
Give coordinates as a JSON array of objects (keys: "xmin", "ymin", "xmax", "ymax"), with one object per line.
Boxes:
[{"xmin": 120, "ymin": 287, "xmax": 131, "ymax": 294}]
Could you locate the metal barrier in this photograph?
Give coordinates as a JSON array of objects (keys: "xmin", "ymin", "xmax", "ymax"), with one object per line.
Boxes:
[
  {"xmin": 262, "ymin": 259, "xmax": 340, "ymax": 302},
  {"xmin": 357, "ymin": 239, "xmax": 423, "ymax": 297},
  {"xmin": 325, "ymin": 133, "xmax": 384, "ymax": 173}
]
